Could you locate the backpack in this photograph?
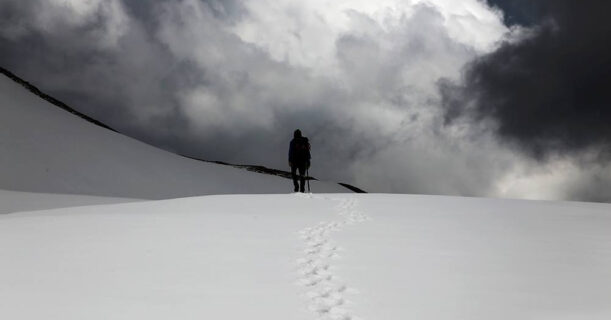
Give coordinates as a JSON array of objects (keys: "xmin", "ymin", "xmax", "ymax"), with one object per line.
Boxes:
[{"xmin": 294, "ymin": 137, "xmax": 310, "ymax": 161}]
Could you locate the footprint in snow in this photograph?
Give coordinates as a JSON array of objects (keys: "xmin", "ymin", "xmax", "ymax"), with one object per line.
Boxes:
[{"xmin": 296, "ymin": 197, "xmax": 369, "ymax": 320}]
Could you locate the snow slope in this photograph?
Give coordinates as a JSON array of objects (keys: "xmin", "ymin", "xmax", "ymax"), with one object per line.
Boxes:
[
  {"xmin": 1, "ymin": 194, "xmax": 609, "ymax": 319},
  {"xmin": 0, "ymin": 75, "xmax": 346, "ymax": 199},
  {"xmin": 0, "ymin": 189, "xmax": 138, "ymax": 214}
]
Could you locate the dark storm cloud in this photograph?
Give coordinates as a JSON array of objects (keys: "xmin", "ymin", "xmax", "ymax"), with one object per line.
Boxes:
[
  {"xmin": 0, "ymin": 1, "xmax": 146, "ymax": 117},
  {"xmin": 442, "ymin": 1, "xmax": 611, "ymax": 159},
  {"xmin": 0, "ymin": 0, "xmax": 353, "ymax": 173},
  {"xmin": 484, "ymin": 0, "xmax": 541, "ymax": 26},
  {"xmin": 0, "ymin": 0, "xmax": 197, "ymax": 150},
  {"xmin": 2, "ymin": 0, "xmax": 538, "ymax": 199}
]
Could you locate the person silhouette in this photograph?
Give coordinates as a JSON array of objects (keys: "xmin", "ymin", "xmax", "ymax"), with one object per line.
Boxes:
[{"xmin": 288, "ymin": 129, "xmax": 311, "ymax": 193}]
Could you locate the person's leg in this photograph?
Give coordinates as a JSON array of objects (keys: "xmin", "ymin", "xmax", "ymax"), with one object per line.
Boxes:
[
  {"xmin": 298, "ymin": 165, "xmax": 306, "ymax": 193},
  {"xmin": 291, "ymin": 165, "xmax": 299, "ymax": 192}
]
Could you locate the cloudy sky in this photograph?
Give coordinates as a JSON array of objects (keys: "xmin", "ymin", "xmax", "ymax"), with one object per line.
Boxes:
[{"xmin": 1, "ymin": 0, "xmax": 610, "ymax": 202}]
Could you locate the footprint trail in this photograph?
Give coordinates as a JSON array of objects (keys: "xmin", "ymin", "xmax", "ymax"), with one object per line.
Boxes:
[{"xmin": 296, "ymin": 196, "xmax": 370, "ymax": 320}]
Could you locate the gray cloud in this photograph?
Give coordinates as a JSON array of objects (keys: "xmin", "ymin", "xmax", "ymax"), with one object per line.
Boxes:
[
  {"xmin": 442, "ymin": 1, "xmax": 611, "ymax": 159},
  {"xmin": 484, "ymin": 0, "xmax": 541, "ymax": 26},
  {"xmin": 439, "ymin": 0, "xmax": 611, "ymax": 201},
  {"xmin": 6, "ymin": 0, "xmax": 608, "ymax": 202}
]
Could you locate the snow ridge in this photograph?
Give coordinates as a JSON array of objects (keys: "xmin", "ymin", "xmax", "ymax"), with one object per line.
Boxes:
[{"xmin": 296, "ymin": 195, "xmax": 370, "ymax": 320}]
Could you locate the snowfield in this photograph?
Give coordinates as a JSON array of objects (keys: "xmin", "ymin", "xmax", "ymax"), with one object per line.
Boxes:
[
  {"xmin": 0, "ymin": 189, "xmax": 138, "ymax": 214},
  {"xmin": 1, "ymin": 193, "xmax": 610, "ymax": 319}
]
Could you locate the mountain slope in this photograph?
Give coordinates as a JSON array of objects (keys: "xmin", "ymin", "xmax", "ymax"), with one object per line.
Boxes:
[
  {"xmin": 0, "ymin": 73, "xmax": 347, "ymax": 198},
  {"xmin": 0, "ymin": 189, "xmax": 138, "ymax": 214},
  {"xmin": 0, "ymin": 194, "xmax": 609, "ymax": 319}
]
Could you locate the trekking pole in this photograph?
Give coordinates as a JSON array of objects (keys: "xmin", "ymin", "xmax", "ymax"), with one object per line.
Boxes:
[{"xmin": 307, "ymin": 168, "xmax": 311, "ymax": 193}]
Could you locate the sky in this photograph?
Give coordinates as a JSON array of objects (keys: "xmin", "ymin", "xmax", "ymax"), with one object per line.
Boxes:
[{"xmin": 0, "ymin": 0, "xmax": 610, "ymax": 202}]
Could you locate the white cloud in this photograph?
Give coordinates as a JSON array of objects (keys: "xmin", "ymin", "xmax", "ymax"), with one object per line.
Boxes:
[
  {"xmin": 228, "ymin": 0, "xmax": 507, "ymax": 73},
  {"xmin": 13, "ymin": 0, "xmax": 601, "ymax": 200},
  {"xmin": 145, "ymin": 0, "xmax": 517, "ymax": 195},
  {"xmin": 495, "ymin": 154, "xmax": 611, "ymax": 202}
]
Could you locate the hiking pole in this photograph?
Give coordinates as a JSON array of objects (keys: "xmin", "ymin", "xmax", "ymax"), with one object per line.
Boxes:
[{"xmin": 306, "ymin": 168, "xmax": 311, "ymax": 193}]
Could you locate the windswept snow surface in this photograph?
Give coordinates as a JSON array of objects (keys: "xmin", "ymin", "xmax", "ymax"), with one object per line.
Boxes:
[
  {"xmin": 0, "ymin": 75, "xmax": 346, "ymax": 198},
  {"xmin": 0, "ymin": 189, "xmax": 139, "ymax": 214},
  {"xmin": 1, "ymin": 194, "xmax": 610, "ymax": 319}
]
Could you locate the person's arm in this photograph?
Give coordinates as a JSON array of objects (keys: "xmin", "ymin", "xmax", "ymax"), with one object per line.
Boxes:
[{"xmin": 288, "ymin": 141, "xmax": 293, "ymax": 167}]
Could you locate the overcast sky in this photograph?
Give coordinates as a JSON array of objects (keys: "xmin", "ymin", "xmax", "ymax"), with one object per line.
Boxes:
[{"xmin": 1, "ymin": 0, "xmax": 610, "ymax": 202}]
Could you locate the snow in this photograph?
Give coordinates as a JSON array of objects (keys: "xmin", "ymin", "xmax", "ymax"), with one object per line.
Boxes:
[
  {"xmin": 1, "ymin": 52, "xmax": 609, "ymax": 320},
  {"xmin": 1, "ymin": 193, "xmax": 610, "ymax": 319},
  {"xmin": 0, "ymin": 189, "xmax": 139, "ymax": 214},
  {"xmin": 0, "ymin": 75, "xmax": 347, "ymax": 199},
  {"xmin": 337, "ymin": 195, "xmax": 611, "ymax": 319}
]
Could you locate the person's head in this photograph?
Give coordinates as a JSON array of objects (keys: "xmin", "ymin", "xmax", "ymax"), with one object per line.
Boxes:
[{"xmin": 294, "ymin": 129, "xmax": 302, "ymax": 138}]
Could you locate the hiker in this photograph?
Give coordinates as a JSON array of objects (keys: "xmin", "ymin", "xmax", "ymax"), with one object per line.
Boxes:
[{"xmin": 288, "ymin": 129, "xmax": 311, "ymax": 193}]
